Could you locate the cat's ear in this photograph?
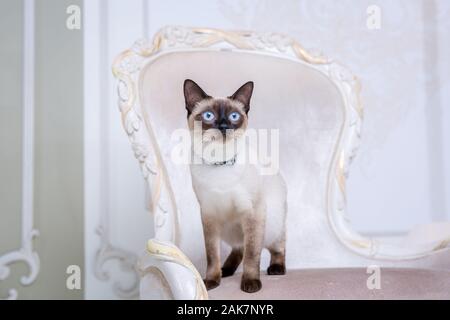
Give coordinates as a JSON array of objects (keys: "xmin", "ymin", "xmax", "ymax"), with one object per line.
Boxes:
[
  {"xmin": 184, "ymin": 79, "xmax": 210, "ymax": 114},
  {"xmin": 229, "ymin": 81, "xmax": 253, "ymax": 113}
]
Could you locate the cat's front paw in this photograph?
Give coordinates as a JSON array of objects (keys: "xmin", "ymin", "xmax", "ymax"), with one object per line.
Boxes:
[
  {"xmin": 267, "ymin": 263, "xmax": 286, "ymax": 275},
  {"xmin": 240, "ymin": 278, "xmax": 262, "ymax": 293},
  {"xmin": 203, "ymin": 278, "xmax": 220, "ymax": 290}
]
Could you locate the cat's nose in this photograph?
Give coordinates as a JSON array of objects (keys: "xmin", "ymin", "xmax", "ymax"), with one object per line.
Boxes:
[
  {"xmin": 218, "ymin": 121, "xmax": 229, "ymax": 131},
  {"xmin": 218, "ymin": 122, "xmax": 230, "ymax": 137}
]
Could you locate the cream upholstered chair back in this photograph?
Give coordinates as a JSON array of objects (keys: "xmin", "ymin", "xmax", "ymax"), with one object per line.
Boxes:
[
  {"xmin": 139, "ymin": 45, "xmax": 349, "ymax": 272},
  {"xmin": 112, "ymin": 27, "xmax": 450, "ymax": 299}
]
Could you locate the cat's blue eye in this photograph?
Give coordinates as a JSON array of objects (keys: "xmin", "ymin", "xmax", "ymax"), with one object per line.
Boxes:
[
  {"xmin": 228, "ymin": 112, "xmax": 241, "ymax": 122},
  {"xmin": 202, "ymin": 111, "xmax": 215, "ymax": 122}
]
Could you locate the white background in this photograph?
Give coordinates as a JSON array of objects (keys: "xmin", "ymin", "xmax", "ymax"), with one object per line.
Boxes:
[{"xmin": 83, "ymin": 0, "xmax": 450, "ymax": 299}]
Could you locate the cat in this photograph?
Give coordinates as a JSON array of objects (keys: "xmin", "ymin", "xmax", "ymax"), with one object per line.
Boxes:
[{"xmin": 183, "ymin": 79, "xmax": 287, "ymax": 293}]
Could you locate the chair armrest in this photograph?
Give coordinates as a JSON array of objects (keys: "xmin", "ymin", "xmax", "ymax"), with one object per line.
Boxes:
[{"xmin": 137, "ymin": 239, "xmax": 208, "ymax": 300}]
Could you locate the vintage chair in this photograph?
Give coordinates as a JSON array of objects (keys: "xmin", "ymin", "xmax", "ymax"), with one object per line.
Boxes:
[{"xmin": 112, "ymin": 26, "xmax": 450, "ymax": 299}]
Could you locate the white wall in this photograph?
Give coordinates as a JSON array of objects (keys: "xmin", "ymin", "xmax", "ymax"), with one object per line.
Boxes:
[{"xmin": 84, "ymin": 0, "xmax": 450, "ymax": 299}]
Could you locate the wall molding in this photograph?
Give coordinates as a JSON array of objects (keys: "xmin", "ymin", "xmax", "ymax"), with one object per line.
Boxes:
[
  {"xmin": 0, "ymin": 0, "xmax": 39, "ymax": 300},
  {"xmin": 84, "ymin": 0, "xmax": 145, "ymax": 299}
]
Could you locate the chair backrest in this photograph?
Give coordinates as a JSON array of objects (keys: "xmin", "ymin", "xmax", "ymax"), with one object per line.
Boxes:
[{"xmin": 113, "ymin": 27, "xmax": 450, "ymax": 274}]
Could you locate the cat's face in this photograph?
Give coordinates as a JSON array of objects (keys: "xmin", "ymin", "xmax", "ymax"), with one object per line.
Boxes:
[{"xmin": 183, "ymin": 79, "xmax": 253, "ymax": 145}]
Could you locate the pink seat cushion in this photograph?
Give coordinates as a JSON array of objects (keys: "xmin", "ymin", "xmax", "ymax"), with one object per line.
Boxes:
[{"xmin": 208, "ymin": 268, "xmax": 450, "ymax": 300}]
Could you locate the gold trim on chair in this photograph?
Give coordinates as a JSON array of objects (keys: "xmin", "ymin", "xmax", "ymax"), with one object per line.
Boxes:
[{"xmin": 147, "ymin": 239, "xmax": 208, "ymax": 300}]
